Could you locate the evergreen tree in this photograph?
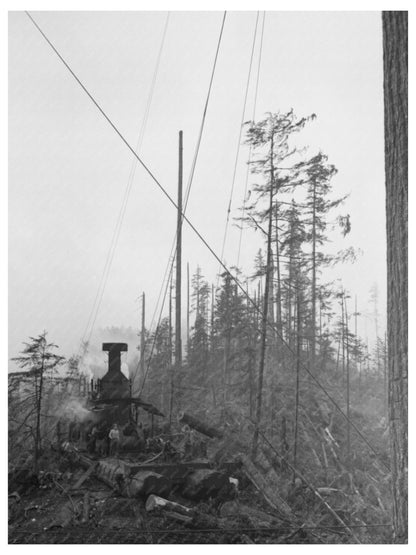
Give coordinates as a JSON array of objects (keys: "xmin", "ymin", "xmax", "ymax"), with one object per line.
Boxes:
[
  {"xmin": 292, "ymin": 152, "xmax": 348, "ymax": 372},
  {"xmin": 11, "ymin": 332, "xmax": 65, "ymax": 474}
]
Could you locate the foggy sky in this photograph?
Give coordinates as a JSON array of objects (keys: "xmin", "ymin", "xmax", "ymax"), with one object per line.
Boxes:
[{"xmin": 9, "ymin": 11, "xmax": 386, "ymax": 371}]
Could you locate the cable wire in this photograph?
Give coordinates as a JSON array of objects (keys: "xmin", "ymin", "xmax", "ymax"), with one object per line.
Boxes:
[
  {"xmin": 217, "ymin": 11, "xmax": 260, "ymax": 279},
  {"xmin": 134, "ymin": 11, "xmax": 227, "ymax": 394},
  {"xmin": 25, "ymin": 10, "xmax": 390, "ymax": 472},
  {"xmin": 78, "ymin": 13, "xmax": 170, "ymax": 356},
  {"xmin": 236, "ymin": 10, "xmax": 266, "ymax": 268}
]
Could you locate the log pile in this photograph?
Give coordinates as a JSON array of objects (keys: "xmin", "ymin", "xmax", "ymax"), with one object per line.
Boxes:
[{"xmin": 57, "ymin": 412, "xmax": 300, "ymax": 534}]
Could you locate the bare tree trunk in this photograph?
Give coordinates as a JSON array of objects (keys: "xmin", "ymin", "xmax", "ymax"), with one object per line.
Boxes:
[
  {"xmin": 383, "ymin": 10, "xmax": 408, "ymax": 543},
  {"xmin": 252, "ymin": 135, "xmax": 275, "ymax": 456},
  {"xmin": 344, "ymin": 295, "xmax": 351, "ymax": 470},
  {"xmin": 274, "ymin": 203, "xmax": 282, "ymax": 333},
  {"xmin": 34, "ymin": 344, "xmax": 46, "ymax": 475},
  {"xmin": 310, "ymin": 181, "xmax": 317, "ymax": 371},
  {"xmin": 222, "ymin": 276, "xmax": 232, "ymax": 408},
  {"xmin": 293, "ymin": 288, "xmax": 301, "ymax": 473}
]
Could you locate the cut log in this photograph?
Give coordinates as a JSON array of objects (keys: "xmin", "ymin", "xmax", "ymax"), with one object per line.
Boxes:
[
  {"xmin": 85, "ymin": 459, "xmax": 172, "ymax": 498},
  {"xmin": 178, "ymin": 412, "xmax": 223, "ymax": 439},
  {"xmin": 145, "ymin": 494, "xmax": 194, "ymax": 516},
  {"xmin": 128, "ymin": 471, "xmax": 171, "ymax": 497},
  {"xmin": 182, "ymin": 469, "xmax": 229, "ymax": 500}
]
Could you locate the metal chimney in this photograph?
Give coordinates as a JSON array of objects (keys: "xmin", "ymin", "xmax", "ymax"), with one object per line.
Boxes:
[{"xmin": 102, "ymin": 342, "xmax": 128, "ymax": 378}]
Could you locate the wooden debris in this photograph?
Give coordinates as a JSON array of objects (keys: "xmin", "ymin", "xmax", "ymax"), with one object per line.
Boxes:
[
  {"xmin": 145, "ymin": 494, "xmax": 194, "ymax": 516},
  {"xmin": 145, "ymin": 494, "xmax": 195, "ymax": 526},
  {"xmin": 240, "ymin": 453, "xmax": 293, "ymax": 518}
]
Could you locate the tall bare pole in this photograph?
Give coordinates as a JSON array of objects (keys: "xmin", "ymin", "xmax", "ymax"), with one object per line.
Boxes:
[
  {"xmin": 168, "ymin": 274, "xmax": 173, "ymax": 425},
  {"xmin": 187, "ymin": 262, "xmax": 190, "ymax": 353},
  {"xmin": 140, "ymin": 292, "xmax": 146, "ymax": 379},
  {"xmin": 211, "ymin": 283, "xmax": 215, "ymax": 349},
  {"xmin": 168, "ymin": 275, "xmax": 173, "ymax": 366},
  {"xmin": 174, "ymin": 130, "xmax": 183, "ymax": 413}
]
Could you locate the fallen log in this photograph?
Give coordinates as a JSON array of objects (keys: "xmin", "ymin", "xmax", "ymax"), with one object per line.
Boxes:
[
  {"xmin": 178, "ymin": 412, "xmax": 223, "ymax": 439},
  {"xmin": 182, "ymin": 469, "xmax": 229, "ymax": 500},
  {"xmin": 61, "ymin": 447, "xmax": 238, "ymax": 501},
  {"xmin": 128, "ymin": 471, "xmax": 171, "ymax": 497},
  {"xmin": 145, "ymin": 494, "xmax": 194, "ymax": 516}
]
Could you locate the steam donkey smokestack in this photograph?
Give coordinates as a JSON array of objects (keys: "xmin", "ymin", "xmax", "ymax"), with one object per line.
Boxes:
[{"xmin": 102, "ymin": 342, "xmax": 128, "ymax": 378}]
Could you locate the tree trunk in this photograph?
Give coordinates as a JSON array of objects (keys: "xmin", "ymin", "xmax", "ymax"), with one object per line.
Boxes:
[
  {"xmin": 383, "ymin": 10, "xmax": 408, "ymax": 543},
  {"xmin": 293, "ymin": 289, "xmax": 301, "ymax": 472},
  {"xmin": 344, "ymin": 295, "xmax": 351, "ymax": 470},
  {"xmin": 274, "ymin": 203, "xmax": 282, "ymax": 333},
  {"xmin": 252, "ymin": 134, "xmax": 275, "ymax": 456},
  {"xmin": 310, "ymin": 180, "xmax": 317, "ymax": 371},
  {"xmin": 34, "ymin": 346, "xmax": 46, "ymax": 475}
]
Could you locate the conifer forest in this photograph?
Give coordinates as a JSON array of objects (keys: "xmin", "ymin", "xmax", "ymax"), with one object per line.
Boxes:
[{"xmin": 8, "ymin": 10, "xmax": 407, "ymax": 546}]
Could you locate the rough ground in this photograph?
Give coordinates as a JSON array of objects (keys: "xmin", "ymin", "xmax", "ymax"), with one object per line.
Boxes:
[{"xmin": 8, "ymin": 468, "xmax": 324, "ymax": 544}]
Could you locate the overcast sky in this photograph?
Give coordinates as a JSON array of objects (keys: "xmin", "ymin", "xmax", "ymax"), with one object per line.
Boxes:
[{"xmin": 9, "ymin": 11, "xmax": 386, "ymax": 370}]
